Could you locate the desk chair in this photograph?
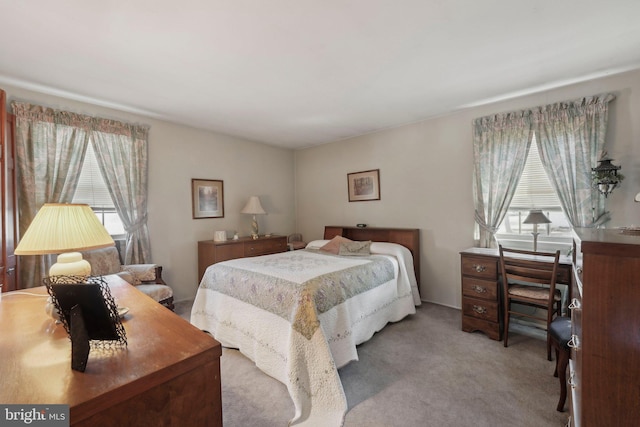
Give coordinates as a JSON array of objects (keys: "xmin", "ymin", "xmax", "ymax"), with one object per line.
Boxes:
[
  {"xmin": 549, "ymin": 316, "xmax": 572, "ymax": 411},
  {"xmin": 499, "ymin": 245, "xmax": 561, "ymax": 360}
]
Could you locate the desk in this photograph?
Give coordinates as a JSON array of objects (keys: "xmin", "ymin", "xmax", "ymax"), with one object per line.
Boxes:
[
  {"xmin": 460, "ymin": 247, "xmax": 572, "ymax": 341},
  {"xmin": 0, "ymin": 276, "xmax": 222, "ymax": 426}
]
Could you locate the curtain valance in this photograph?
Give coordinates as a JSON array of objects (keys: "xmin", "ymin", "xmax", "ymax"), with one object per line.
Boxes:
[
  {"xmin": 474, "ymin": 93, "xmax": 615, "ymax": 127},
  {"xmin": 12, "ymin": 102, "xmax": 149, "ymax": 137}
]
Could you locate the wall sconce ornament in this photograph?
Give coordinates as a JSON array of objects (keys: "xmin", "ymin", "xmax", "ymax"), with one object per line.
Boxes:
[{"xmin": 592, "ymin": 154, "xmax": 623, "ymax": 198}]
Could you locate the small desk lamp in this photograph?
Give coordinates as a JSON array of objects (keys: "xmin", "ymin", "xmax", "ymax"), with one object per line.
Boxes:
[
  {"xmin": 15, "ymin": 203, "xmax": 115, "ymax": 279},
  {"xmin": 523, "ymin": 209, "xmax": 551, "ymax": 252},
  {"xmin": 241, "ymin": 196, "xmax": 266, "ymax": 239}
]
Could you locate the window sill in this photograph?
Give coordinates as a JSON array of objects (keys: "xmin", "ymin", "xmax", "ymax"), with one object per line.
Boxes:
[{"xmin": 495, "ymin": 233, "xmax": 573, "ymax": 255}]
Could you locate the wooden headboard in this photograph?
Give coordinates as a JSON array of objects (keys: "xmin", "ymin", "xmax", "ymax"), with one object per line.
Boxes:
[{"xmin": 324, "ymin": 226, "xmax": 420, "ymax": 288}]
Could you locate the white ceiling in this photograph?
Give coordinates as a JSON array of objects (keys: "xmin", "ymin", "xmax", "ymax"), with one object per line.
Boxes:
[{"xmin": 1, "ymin": 1, "xmax": 639, "ymax": 150}]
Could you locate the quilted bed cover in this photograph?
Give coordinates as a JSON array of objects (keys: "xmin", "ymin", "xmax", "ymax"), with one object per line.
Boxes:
[{"xmin": 190, "ymin": 241, "xmax": 421, "ymax": 426}]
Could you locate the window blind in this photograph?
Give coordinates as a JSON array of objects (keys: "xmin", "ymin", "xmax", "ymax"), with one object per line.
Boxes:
[
  {"xmin": 510, "ymin": 137, "xmax": 562, "ymax": 210},
  {"xmin": 72, "ymin": 142, "xmax": 114, "ymax": 208}
]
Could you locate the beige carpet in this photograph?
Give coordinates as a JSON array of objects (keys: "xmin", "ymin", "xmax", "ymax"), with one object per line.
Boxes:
[{"xmin": 175, "ymin": 300, "xmax": 569, "ymax": 427}]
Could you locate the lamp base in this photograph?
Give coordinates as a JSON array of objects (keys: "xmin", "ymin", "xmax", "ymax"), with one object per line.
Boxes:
[
  {"xmin": 531, "ymin": 232, "xmax": 540, "ymax": 252},
  {"xmin": 49, "ymin": 252, "xmax": 91, "ymax": 279},
  {"xmin": 251, "ymin": 215, "xmax": 259, "ymax": 239}
]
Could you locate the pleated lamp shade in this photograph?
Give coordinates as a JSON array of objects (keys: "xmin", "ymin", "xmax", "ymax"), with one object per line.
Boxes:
[
  {"xmin": 15, "ymin": 203, "xmax": 114, "ymax": 277},
  {"xmin": 240, "ymin": 196, "xmax": 266, "ymax": 215}
]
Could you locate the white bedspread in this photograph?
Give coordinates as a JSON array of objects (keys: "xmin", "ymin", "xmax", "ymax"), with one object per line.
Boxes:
[{"xmin": 191, "ymin": 241, "xmax": 421, "ymax": 426}]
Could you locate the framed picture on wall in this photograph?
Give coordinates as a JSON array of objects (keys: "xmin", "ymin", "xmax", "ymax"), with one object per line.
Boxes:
[
  {"xmin": 347, "ymin": 169, "xmax": 380, "ymax": 202},
  {"xmin": 192, "ymin": 179, "xmax": 224, "ymax": 219}
]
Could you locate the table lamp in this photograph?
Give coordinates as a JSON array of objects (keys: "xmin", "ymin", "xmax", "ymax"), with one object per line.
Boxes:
[
  {"xmin": 14, "ymin": 204, "xmax": 124, "ymax": 372},
  {"xmin": 523, "ymin": 209, "xmax": 551, "ymax": 252},
  {"xmin": 241, "ymin": 196, "xmax": 266, "ymax": 239},
  {"xmin": 14, "ymin": 203, "xmax": 115, "ymax": 280}
]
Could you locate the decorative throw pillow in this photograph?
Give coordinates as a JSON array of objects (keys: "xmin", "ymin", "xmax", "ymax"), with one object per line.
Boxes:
[
  {"xmin": 319, "ymin": 235, "xmax": 352, "ymax": 254},
  {"xmin": 116, "ymin": 270, "xmax": 140, "ymax": 286},
  {"xmin": 338, "ymin": 240, "xmax": 372, "ymax": 256}
]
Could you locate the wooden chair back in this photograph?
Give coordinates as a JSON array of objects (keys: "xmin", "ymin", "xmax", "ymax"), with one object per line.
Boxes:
[
  {"xmin": 499, "ymin": 244, "xmax": 562, "ymax": 359},
  {"xmin": 499, "ymin": 245, "xmax": 560, "ymax": 306}
]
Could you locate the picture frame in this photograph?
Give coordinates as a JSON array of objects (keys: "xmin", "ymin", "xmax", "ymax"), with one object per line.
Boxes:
[
  {"xmin": 45, "ymin": 276, "xmax": 127, "ymax": 372},
  {"xmin": 192, "ymin": 178, "xmax": 224, "ymax": 219},
  {"xmin": 347, "ymin": 169, "xmax": 380, "ymax": 202}
]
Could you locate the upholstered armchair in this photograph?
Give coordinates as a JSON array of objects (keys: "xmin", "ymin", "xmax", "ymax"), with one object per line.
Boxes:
[
  {"xmin": 81, "ymin": 246, "xmax": 174, "ymax": 310},
  {"xmin": 287, "ymin": 233, "xmax": 307, "ymax": 250}
]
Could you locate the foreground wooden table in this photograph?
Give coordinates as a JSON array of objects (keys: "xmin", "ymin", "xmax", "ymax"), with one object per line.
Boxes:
[{"xmin": 0, "ymin": 276, "xmax": 222, "ymax": 426}]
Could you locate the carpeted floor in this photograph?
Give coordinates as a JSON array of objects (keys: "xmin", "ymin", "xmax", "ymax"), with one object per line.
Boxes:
[{"xmin": 174, "ymin": 299, "xmax": 569, "ymax": 427}]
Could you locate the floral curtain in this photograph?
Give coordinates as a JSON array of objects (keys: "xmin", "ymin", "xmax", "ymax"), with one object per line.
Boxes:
[
  {"xmin": 533, "ymin": 93, "xmax": 615, "ymax": 227},
  {"xmin": 91, "ymin": 121, "xmax": 151, "ymax": 264},
  {"xmin": 473, "ymin": 111, "xmax": 534, "ymax": 248},
  {"xmin": 12, "ymin": 102, "xmax": 90, "ymax": 287},
  {"xmin": 12, "ymin": 102, "xmax": 152, "ymax": 287},
  {"xmin": 472, "ymin": 93, "xmax": 616, "ymax": 247}
]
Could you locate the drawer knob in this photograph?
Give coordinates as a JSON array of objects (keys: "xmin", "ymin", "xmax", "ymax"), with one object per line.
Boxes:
[
  {"xmin": 473, "ymin": 264, "xmax": 486, "ymax": 273},
  {"xmin": 568, "ymin": 298, "xmax": 581, "ymax": 310},
  {"xmin": 568, "ymin": 371, "xmax": 577, "ymax": 389},
  {"xmin": 472, "ymin": 305, "xmax": 487, "ymax": 315},
  {"xmin": 472, "ymin": 285, "xmax": 487, "ymax": 294},
  {"xmin": 567, "ymin": 335, "xmax": 580, "ymax": 350}
]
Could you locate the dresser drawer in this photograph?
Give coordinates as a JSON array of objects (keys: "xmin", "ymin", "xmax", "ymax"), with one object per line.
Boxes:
[
  {"xmin": 214, "ymin": 243, "xmax": 245, "ymax": 262},
  {"xmin": 461, "ymin": 255, "xmax": 498, "ymax": 280},
  {"xmin": 244, "ymin": 237, "xmax": 287, "ymax": 256},
  {"xmin": 462, "ymin": 277, "xmax": 498, "ymax": 301},
  {"xmin": 462, "ymin": 296, "xmax": 499, "ymax": 322}
]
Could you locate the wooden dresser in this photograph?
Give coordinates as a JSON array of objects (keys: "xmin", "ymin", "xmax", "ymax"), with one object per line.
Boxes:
[
  {"xmin": 569, "ymin": 228, "xmax": 640, "ymax": 426},
  {"xmin": 198, "ymin": 235, "xmax": 288, "ymax": 281},
  {"xmin": 0, "ymin": 276, "xmax": 222, "ymax": 426}
]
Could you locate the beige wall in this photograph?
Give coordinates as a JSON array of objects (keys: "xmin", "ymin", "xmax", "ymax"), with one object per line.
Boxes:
[
  {"xmin": 295, "ymin": 68, "xmax": 640, "ymax": 308},
  {"xmin": 2, "ymin": 85, "xmax": 296, "ymax": 301},
  {"xmin": 4, "ymin": 67, "xmax": 639, "ymax": 307}
]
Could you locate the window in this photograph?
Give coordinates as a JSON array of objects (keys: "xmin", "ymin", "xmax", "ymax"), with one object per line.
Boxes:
[
  {"xmin": 495, "ymin": 135, "xmax": 573, "ymax": 253},
  {"xmin": 72, "ymin": 142, "xmax": 125, "ymax": 237}
]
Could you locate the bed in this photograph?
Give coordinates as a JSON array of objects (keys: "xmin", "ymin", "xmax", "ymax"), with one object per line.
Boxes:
[{"xmin": 190, "ymin": 226, "xmax": 421, "ymax": 426}]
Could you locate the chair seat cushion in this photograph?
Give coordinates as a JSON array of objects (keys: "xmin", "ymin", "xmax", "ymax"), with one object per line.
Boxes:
[
  {"xmin": 549, "ymin": 316, "xmax": 572, "ymax": 347},
  {"xmin": 508, "ymin": 284, "xmax": 562, "ymax": 301}
]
